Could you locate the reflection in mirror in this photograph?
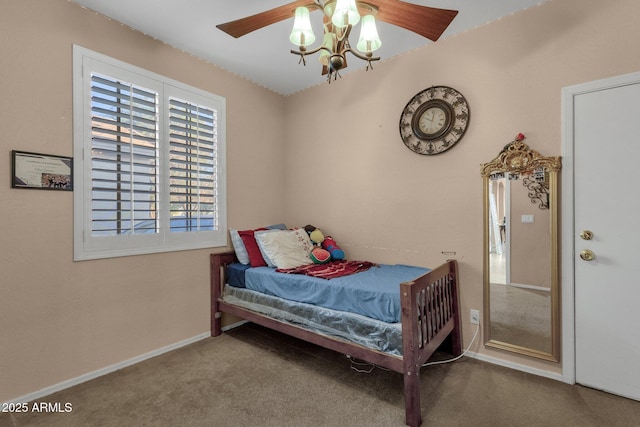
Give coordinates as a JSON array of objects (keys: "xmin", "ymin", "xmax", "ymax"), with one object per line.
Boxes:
[{"xmin": 481, "ymin": 134, "xmax": 561, "ymax": 362}]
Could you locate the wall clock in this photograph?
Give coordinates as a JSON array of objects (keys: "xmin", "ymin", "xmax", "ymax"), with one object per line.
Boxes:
[{"xmin": 399, "ymin": 86, "xmax": 470, "ymax": 155}]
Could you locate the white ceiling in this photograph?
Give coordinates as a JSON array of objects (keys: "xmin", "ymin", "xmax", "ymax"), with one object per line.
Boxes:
[{"xmin": 70, "ymin": 0, "xmax": 547, "ymax": 95}]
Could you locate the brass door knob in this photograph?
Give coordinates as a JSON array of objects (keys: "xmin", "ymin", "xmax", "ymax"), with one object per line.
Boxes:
[
  {"xmin": 580, "ymin": 230, "xmax": 593, "ymax": 240},
  {"xmin": 580, "ymin": 249, "xmax": 595, "ymax": 261}
]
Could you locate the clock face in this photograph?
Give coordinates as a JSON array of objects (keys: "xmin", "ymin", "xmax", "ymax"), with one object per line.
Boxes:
[
  {"xmin": 417, "ymin": 105, "xmax": 448, "ymax": 137},
  {"xmin": 399, "ymin": 86, "xmax": 470, "ymax": 155}
]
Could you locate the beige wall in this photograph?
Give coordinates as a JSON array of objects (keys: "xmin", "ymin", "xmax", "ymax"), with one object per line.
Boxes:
[
  {"xmin": 0, "ymin": 0, "xmax": 285, "ymax": 402},
  {"xmin": 2, "ymin": 0, "xmax": 640, "ymax": 403},
  {"xmin": 283, "ymin": 0, "xmax": 640, "ymax": 375}
]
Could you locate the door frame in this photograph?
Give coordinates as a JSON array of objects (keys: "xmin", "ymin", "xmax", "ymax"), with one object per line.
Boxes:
[{"xmin": 560, "ymin": 70, "xmax": 640, "ymax": 384}]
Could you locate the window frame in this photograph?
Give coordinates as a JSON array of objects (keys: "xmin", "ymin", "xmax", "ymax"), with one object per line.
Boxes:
[{"xmin": 72, "ymin": 45, "xmax": 227, "ymax": 261}]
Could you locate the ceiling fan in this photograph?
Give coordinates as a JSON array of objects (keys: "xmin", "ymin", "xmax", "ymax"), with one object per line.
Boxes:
[{"xmin": 217, "ymin": 0, "xmax": 458, "ymax": 81}]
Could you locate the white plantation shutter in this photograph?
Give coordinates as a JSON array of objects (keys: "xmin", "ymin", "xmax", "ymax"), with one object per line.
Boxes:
[
  {"xmin": 73, "ymin": 46, "xmax": 226, "ymax": 260},
  {"xmin": 168, "ymin": 98, "xmax": 217, "ymax": 232},
  {"xmin": 90, "ymin": 74, "xmax": 159, "ymax": 236}
]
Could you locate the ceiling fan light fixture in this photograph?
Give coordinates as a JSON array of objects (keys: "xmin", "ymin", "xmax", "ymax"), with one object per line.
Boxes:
[
  {"xmin": 356, "ymin": 15, "xmax": 381, "ymax": 53},
  {"xmin": 289, "ymin": 6, "xmax": 315, "ymax": 47},
  {"xmin": 331, "ymin": 0, "xmax": 360, "ymax": 28},
  {"xmin": 218, "ymin": 2, "xmax": 459, "ymax": 83}
]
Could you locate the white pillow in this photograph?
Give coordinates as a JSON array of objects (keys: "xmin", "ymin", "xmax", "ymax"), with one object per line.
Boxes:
[
  {"xmin": 229, "ymin": 229, "xmax": 249, "ymax": 264},
  {"xmin": 254, "ymin": 229, "xmax": 282, "ymax": 267},
  {"xmin": 255, "ymin": 229, "xmax": 313, "ymax": 269}
]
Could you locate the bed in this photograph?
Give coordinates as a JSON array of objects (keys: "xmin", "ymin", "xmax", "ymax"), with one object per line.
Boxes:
[{"xmin": 210, "ymin": 250, "xmax": 462, "ymax": 427}]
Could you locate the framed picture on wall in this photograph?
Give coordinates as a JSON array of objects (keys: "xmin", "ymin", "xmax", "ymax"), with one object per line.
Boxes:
[{"xmin": 11, "ymin": 150, "xmax": 73, "ymax": 191}]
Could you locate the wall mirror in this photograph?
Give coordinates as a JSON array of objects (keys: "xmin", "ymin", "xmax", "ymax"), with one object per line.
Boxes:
[{"xmin": 480, "ymin": 136, "xmax": 561, "ymax": 362}]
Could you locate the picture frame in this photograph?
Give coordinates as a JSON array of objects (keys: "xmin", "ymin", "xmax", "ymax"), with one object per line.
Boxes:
[{"xmin": 11, "ymin": 150, "xmax": 73, "ymax": 191}]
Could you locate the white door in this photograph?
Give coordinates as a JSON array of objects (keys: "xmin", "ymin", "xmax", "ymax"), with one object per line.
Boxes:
[{"xmin": 571, "ymin": 75, "xmax": 640, "ymax": 400}]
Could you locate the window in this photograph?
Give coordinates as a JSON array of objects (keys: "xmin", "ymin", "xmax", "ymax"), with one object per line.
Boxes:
[{"xmin": 73, "ymin": 46, "xmax": 226, "ymax": 260}]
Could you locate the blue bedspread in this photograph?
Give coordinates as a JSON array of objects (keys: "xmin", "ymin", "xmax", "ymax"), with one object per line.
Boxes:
[{"xmin": 242, "ymin": 264, "xmax": 429, "ymax": 323}]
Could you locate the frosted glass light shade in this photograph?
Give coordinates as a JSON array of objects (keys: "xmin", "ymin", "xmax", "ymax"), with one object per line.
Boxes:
[
  {"xmin": 290, "ymin": 7, "xmax": 316, "ymax": 46},
  {"xmin": 318, "ymin": 32, "xmax": 336, "ymax": 66},
  {"xmin": 331, "ymin": 0, "xmax": 360, "ymax": 28},
  {"xmin": 356, "ymin": 15, "xmax": 381, "ymax": 52}
]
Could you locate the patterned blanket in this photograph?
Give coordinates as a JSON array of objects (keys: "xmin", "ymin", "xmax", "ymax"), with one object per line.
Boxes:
[{"xmin": 276, "ymin": 260, "xmax": 376, "ymax": 280}]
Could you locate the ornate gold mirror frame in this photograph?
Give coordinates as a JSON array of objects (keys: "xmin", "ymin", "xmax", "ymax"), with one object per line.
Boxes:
[{"xmin": 480, "ymin": 136, "xmax": 561, "ymax": 361}]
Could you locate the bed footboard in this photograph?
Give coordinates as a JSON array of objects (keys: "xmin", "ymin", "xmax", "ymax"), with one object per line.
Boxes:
[{"xmin": 400, "ymin": 259, "xmax": 462, "ymax": 427}]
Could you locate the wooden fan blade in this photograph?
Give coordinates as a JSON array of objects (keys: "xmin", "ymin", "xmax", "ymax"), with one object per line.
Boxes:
[
  {"xmin": 217, "ymin": 1, "xmax": 316, "ymax": 38},
  {"xmin": 374, "ymin": 0, "xmax": 458, "ymax": 42}
]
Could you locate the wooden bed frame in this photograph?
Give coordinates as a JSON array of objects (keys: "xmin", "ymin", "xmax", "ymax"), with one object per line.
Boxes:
[{"xmin": 210, "ymin": 251, "xmax": 462, "ymax": 427}]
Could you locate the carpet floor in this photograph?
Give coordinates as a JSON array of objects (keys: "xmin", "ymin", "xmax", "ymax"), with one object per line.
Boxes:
[{"xmin": 2, "ymin": 323, "xmax": 639, "ymax": 427}]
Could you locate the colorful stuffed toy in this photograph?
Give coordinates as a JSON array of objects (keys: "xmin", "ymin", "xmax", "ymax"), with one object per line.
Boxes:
[
  {"xmin": 309, "ymin": 229, "xmax": 325, "ymax": 245},
  {"xmin": 304, "ymin": 225, "xmax": 345, "ymax": 262},
  {"xmin": 322, "ymin": 236, "xmax": 345, "ymax": 260},
  {"xmin": 304, "ymin": 225, "xmax": 331, "ymax": 264},
  {"xmin": 310, "ymin": 247, "xmax": 331, "ymax": 264},
  {"xmin": 304, "ymin": 225, "xmax": 322, "ymax": 243}
]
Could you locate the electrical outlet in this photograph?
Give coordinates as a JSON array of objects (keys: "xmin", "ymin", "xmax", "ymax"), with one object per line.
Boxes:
[{"xmin": 470, "ymin": 309, "xmax": 480, "ymax": 325}]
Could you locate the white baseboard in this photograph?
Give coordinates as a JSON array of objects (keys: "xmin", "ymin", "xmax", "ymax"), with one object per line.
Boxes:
[
  {"xmin": 465, "ymin": 350, "xmax": 565, "ymax": 382},
  {"xmin": 5, "ymin": 332, "xmax": 210, "ymax": 405}
]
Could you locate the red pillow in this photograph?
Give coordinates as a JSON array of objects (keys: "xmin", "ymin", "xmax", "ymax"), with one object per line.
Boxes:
[{"xmin": 238, "ymin": 228, "xmax": 268, "ymax": 267}]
